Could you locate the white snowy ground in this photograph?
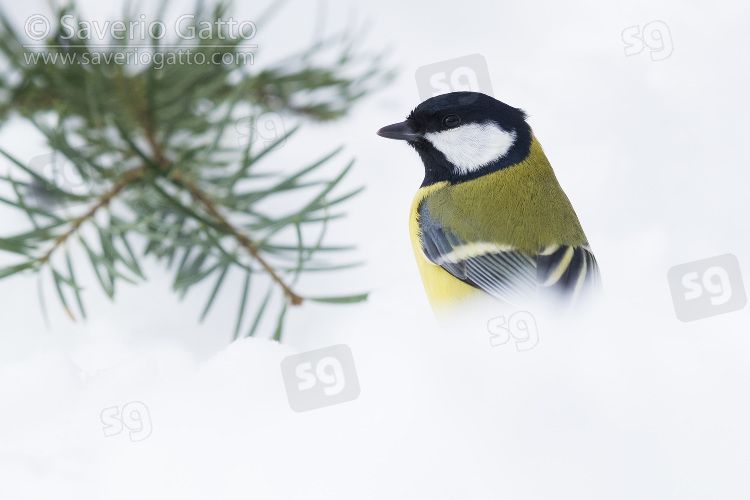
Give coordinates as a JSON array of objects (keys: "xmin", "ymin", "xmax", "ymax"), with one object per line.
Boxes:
[{"xmin": 2, "ymin": 0, "xmax": 750, "ymax": 498}]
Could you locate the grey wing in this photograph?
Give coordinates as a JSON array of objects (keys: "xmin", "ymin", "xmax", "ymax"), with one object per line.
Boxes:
[
  {"xmin": 418, "ymin": 202, "xmax": 601, "ymax": 307},
  {"xmin": 536, "ymin": 243, "xmax": 602, "ymax": 303}
]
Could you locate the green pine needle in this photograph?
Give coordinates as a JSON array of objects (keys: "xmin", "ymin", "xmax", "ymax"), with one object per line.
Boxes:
[{"xmin": 0, "ymin": 0, "xmax": 391, "ymax": 341}]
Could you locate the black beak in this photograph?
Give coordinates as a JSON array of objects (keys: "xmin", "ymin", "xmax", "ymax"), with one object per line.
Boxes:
[{"xmin": 377, "ymin": 120, "xmax": 421, "ymax": 141}]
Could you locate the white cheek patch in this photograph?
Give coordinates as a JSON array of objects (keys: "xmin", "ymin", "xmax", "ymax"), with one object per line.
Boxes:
[{"xmin": 424, "ymin": 122, "xmax": 517, "ymax": 174}]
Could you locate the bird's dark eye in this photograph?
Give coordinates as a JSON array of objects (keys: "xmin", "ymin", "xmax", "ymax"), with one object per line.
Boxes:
[{"xmin": 442, "ymin": 114, "xmax": 460, "ymax": 128}]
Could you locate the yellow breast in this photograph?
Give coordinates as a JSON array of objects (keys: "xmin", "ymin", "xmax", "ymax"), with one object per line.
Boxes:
[{"xmin": 408, "ymin": 182, "xmax": 484, "ymax": 311}]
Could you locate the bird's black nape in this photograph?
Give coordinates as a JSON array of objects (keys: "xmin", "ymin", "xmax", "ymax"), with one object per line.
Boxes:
[{"xmin": 389, "ymin": 92, "xmax": 532, "ymax": 187}]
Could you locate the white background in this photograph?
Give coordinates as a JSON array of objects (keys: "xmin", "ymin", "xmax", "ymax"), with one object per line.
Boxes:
[{"xmin": 1, "ymin": 0, "xmax": 749, "ymax": 498}]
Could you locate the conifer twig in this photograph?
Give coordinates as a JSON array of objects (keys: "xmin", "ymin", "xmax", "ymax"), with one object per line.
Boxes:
[
  {"xmin": 36, "ymin": 167, "xmax": 147, "ymax": 265},
  {"xmin": 0, "ymin": 0, "xmax": 389, "ymax": 340},
  {"xmin": 170, "ymin": 170, "xmax": 304, "ymax": 305}
]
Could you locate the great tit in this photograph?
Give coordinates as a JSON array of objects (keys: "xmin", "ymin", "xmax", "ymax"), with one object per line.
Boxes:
[{"xmin": 377, "ymin": 91, "xmax": 600, "ymax": 315}]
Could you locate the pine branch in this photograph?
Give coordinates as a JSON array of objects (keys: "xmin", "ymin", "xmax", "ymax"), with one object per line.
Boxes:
[
  {"xmin": 36, "ymin": 167, "xmax": 146, "ymax": 265},
  {"xmin": 0, "ymin": 0, "xmax": 388, "ymax": 341},
  {"xmin": 169, "ymin": 170, "xmax": 303, "ymax": 305}
]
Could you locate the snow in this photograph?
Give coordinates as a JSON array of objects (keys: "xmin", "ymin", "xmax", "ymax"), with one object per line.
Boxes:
[{"xmin": 2, "ymin": 289, "xmax": 749, "ymax": 499}]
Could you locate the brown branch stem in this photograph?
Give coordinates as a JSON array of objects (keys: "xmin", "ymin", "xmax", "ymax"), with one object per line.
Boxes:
[
  {"xmin": 169, "ymin": 171, "xmax": 304, "ymax": 306},
  {"xmin": 36, "ymin": 167, "xmax": 146, "ymax": 265}
]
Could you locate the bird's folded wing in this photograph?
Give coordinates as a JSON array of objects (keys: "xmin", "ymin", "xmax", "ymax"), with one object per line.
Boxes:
[{"xmin": 418, "ymin": 203, "xmax": 600, "ymax": 306}]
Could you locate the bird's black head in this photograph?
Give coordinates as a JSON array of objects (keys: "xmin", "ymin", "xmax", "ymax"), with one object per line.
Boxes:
[{"xmin": 377, "ymin": 92, "xmax": 532, "ymax": 187}]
